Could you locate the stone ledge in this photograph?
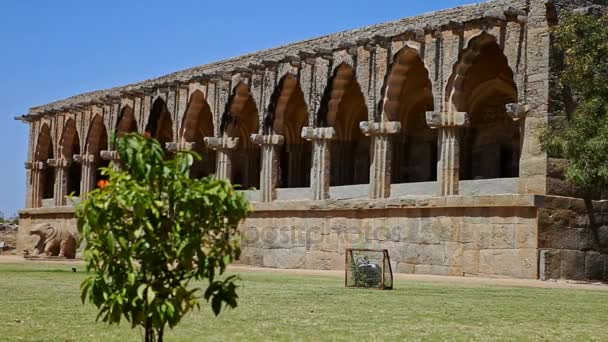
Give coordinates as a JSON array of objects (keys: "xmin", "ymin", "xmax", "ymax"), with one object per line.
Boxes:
[
  {"xmin": 19, "ymin": 195, "xmax": 601, "ymax": 216},
  {"xmin": 253, "ymin": 194, "xmax": 539, "ymax": 212},
  {"xmin": 20, "ymin": 206, "xmax": 76, "ymax": 216}
]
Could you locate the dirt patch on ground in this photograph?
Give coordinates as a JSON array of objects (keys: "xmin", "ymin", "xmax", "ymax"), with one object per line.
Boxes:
[{"xmin": 0, "ymin": 226, "xmax": 18, "ymax": 255}]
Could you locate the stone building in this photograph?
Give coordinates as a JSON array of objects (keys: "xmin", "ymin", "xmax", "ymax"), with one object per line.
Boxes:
[{"xmin": 16, "ymin": 0, "xmax": 608, "ymax": 281}]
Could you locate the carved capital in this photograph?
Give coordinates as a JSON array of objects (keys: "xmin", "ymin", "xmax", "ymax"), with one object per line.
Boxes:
[
  {"xmin": 426, "ymin": 111, "xmax": 470, "ymax": 129},
  {"xmin": 100, "ymin": 150, "xmax": 120, "ymax": 161},
  {"xmin": 26, "ymin": 161, "xmax": 46, "ymax": 170},
  {"xmin": 301, "ymin": 127, "xmax": 336, "ymax": 141},
  {"xmin": 76, "ymin": 154, "xmax": 97, "ymax": 165},
  {"xmin": 165, "ymin": 142, "xmax": 196, "ymax": 153},
  {"xmin": 250, "ymin": 134, "xmax": 285, "ymax": 146},
  {"xmin": 47, "ymin": 158, "xmax": 58, "ymax": 167},
  {"xmin": 204, "ymin": 137, "xmax": 239, "ymax": 150},
  {"xmin": 359, "ymin": 121, "xmax": 401, "ymax": 136},
  {"xmin": 49, "ymin": 158, "xmax": 72, "ymax": 168}
]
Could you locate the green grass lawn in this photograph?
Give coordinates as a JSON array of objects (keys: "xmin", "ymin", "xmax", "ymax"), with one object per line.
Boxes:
[{"xmin": 1, "ymin": 263, "xmax": 608, "ymax": 341}]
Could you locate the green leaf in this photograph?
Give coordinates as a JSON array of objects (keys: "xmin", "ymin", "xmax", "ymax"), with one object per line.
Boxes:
[
  {"xmin": 146, "ymin": 287, "xmax": 156, "ymax": 304},
  {"xmin": 137, "ymin": 284, "xmax": 147, "ymax": 300}
]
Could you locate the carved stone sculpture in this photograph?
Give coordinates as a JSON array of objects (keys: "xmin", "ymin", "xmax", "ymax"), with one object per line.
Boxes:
[{"xmin": 29, "ymin": 223, "xmax": 77, "ymax": 259}]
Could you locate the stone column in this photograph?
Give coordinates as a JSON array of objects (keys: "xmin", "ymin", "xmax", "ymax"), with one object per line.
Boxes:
[
  {"xmin": 360, "ymin": 121, "xmax": 401, "ymax": 199},
  {"xmin": 426, "ymin": 111, "xmax": 470, "ymax": 196},
  {"xmin": 302, "ymin": 127, "xmax": 336, "ymax": 200},
  {"xmin": 26, "ymin": 161, "xmax": 46, "ymax": 208},
  {"xmin": 48, "ymin": 158, "xmax": 71, "ymax": 206},
  {"xmin": 204, "ymin": 137, "xmax": 239, "ymax": 180},
  {"xmin": 251, "ymin": 134, "xmax": 284, "ymax": 202},
  {"xmin": 76, "ymin": 154, "xmax": 97, "ymax": 194}
]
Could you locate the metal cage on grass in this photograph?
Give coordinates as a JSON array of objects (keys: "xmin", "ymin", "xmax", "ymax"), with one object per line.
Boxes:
[{"xmin": 345, "ymin": 249, "xmax": 393, "ymax": 290}]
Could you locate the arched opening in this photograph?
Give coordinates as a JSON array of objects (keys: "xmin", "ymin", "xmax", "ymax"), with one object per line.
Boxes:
[
  {"xmin": 266, "ymin": 74, "xmax": 311, "ymax": 188},
  {"xmin": 33, "ymin": 124, "xmax": 54, "ymax": 205},
  {"xmin": 447, "ymin": 33, "xmax": 519, "ymax": 180},
  {"xmin": 180, "ymin": 90, "xmax": 216, "ymax": 178},
  {"xmin": 85, "ymin": 116, "xmax": 109, "ymax": 189},
  {"xmin": 145, "ymin": 98, "xmax": 173, "ymax": 152},
  {"xmin": 59, "ymin": 119, "xmax": 81, "ymax": 197},
  {"xmin": 221, "ymin": 82, "xmax": 260, "ymax": 189},
  {"xmin": 319, "ymin": 63, "xmax": 369, "ymax": 186},
  {"xmin": 383, "ymin": 47, "xmax": 436, "ymax": 183},
  {"xmin": 116, "ymin": 105, "xmax": 138, "ymax": 136}
]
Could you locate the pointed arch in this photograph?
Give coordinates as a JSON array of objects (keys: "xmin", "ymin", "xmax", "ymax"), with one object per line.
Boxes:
[
  {"xmin": 265, "ymin": 74, "xmax": 311, "ymax": 188},
  {"xmin": 446, "ymin": 32, "xmax": 517, "ymax": 113},
  {"xmin": 34, "ymin": 123, "xmax": 54, "ymax": 162},
  {"xmin": 221, "ymin": 82, "xmax": 260, "ymax": 188},
  {"xmin": 86, "ymin": 116, "xmax": 108, "ymax": 156},
  {"xmin": 381, "ymin": 46, "xmax": 437, "ymax": 183},
  {"xmin": 59, "ymin": 119, "xmax": 81, "ymax": 196},
  {"xmin": 145, "ymin": 98, "xmax": 173, "ymax": 151},
  {"xmin": 116, "ymin": 105, "xmax": 138, "ymax": 136},
  {"xmin": 318, "ymin": 63, "xmax": 369, "ymax": 186},
  {"xmin": 34, "ymin": 123, "xmax": 55, "ymax": 204},
  {"xmin": 447, "ymin": 32, "xmax": 520, "ymax": 180},
  {"xmin": 86, "ymin": 115, "xmax": 109, "ymax": 189},
  {"xmin": 180, "ymin": 90, "xmax": 216, "ymax": 178},
  {"xmin": 60, "ymin": 119, "xmax": 80, "ymax": 159},
  {"xmin": 383, "ymin": 46, "xmax": 434, "ymax": 122},
  {"xmin": 180, "ymin": 90, "xmax": 214, "ymax": 141}
]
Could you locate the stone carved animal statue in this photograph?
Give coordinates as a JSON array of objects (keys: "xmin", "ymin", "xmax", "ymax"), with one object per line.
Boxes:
[{"xmin": 29, "ymin": 223, "xmax": 77, "ymax": 259}]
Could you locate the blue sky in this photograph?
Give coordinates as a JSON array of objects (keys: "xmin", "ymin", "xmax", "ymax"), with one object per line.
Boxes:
[{"xmin": 0, "ymin": 0, "xmax": 481, "ymax": 216}]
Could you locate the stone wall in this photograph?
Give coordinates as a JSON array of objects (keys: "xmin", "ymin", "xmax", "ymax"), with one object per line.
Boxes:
[
  {"xmin": 239, "ymin": 195, "xmax": 538, "ymax": 279},
  {"xmin": 18, "ymin": 193, "xmax": 608, "ymax": 282},
  {"xmin": 538, "ymin": 196, "xmax": 608, "ymax": 281}
]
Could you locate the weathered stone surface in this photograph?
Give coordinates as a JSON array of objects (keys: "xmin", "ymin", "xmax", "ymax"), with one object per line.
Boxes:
[
  {"xmin": 560, "ymin": 249, "xmax": 586, "ymax": 281},
  {"xmin": 585, "ymin": 252, "xmax": 605, "ymax": 281},
  {"xmin": 18, "ymin": 0, "xmax": 608, "ymax": 282},
  {"xmin": 539, "ymin": 249, "xmax": 561, "ymax": 281}
]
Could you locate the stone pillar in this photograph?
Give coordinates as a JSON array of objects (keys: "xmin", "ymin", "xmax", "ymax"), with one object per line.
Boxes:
[
  {"xmin": 204, "ymin": 137, "xmax": 239, "ymax": 180},
  {"xmin": 100, "ymin": 150, "xmax": 121, "ymax": 171},
  {"xmin": 48, "ymin": 158, "xmax": 71, "ymax": 206},
  {"xmin": 426, "ymin": 111, "xmax": 469, "ymax": 196},
  {"xmin": 26, "ymin": 161, "xmax": 46, "ymax": 208},
  {"xmin": 76, "ymin": 154, "xmax": 97, "ymax": 194},
  {"xmin": 360, "ymin": 121, "xmax": 401, "ymax": 199},
  {"xmin": 302, "ymin": 127, "xmax": 336, "ymax": 200},
  {"xmin": 251, "ymin": 134, "xmax": 284, "ymax": 202}
]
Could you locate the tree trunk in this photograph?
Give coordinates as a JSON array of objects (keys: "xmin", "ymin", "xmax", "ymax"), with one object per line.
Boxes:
[
  {"xmin": 158, "ymin": 326, "xmax": 164, "ymax": 342},
  {"xmin": 145, "ymin": 319, "xmax": 154, "ymax": 342}
]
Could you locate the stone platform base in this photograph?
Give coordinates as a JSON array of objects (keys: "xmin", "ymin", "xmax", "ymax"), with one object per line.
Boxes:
[{"xmin": 18, "ymin": 194, "xmax": 608, "ymax": 281}]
